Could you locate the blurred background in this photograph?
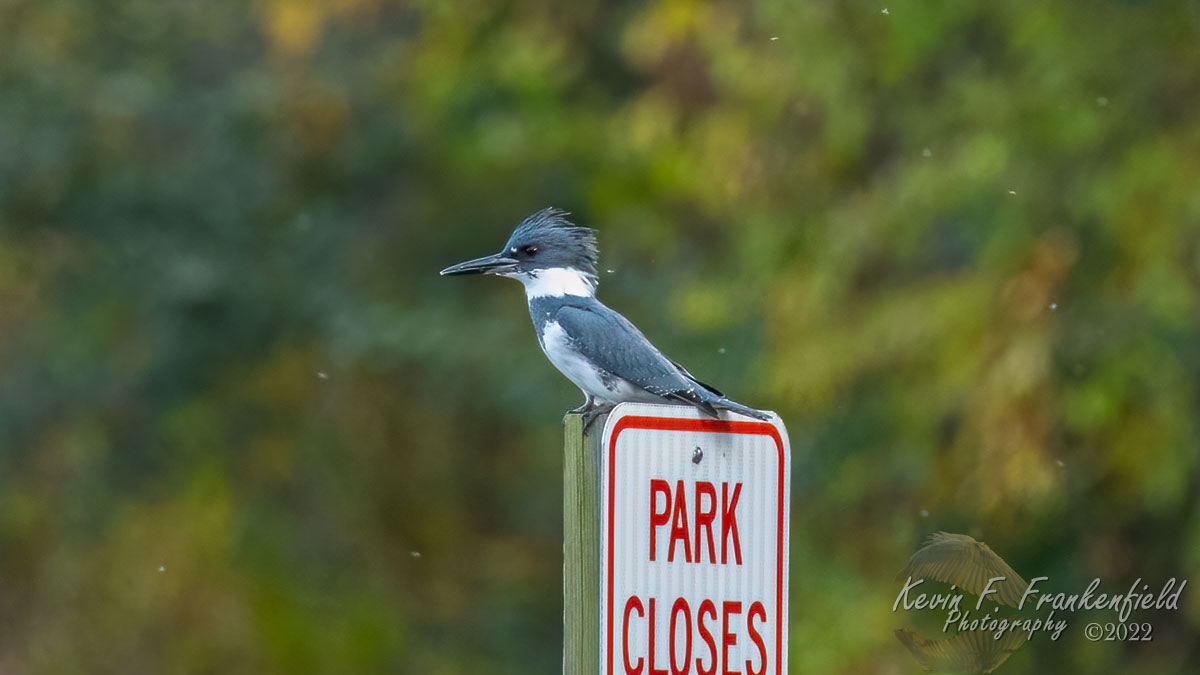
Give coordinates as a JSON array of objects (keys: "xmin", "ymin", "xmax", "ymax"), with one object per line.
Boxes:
[{"xmin": 1, "ymin": 0, "xmax": 1198, "ymax": 672}]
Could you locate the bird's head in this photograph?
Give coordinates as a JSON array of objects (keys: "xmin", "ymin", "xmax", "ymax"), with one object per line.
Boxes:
[{"xmin": 440, "ymin": 207, "xmax": 599, "ymax": 298}]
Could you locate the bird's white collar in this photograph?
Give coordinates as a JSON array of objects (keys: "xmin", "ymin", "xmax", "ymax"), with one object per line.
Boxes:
[{"xmin": 517, "ymin": 267, "xmax": 596, "ymax": 299}]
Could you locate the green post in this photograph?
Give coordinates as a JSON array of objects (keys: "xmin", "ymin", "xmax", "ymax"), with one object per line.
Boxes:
[{"xmin": 563, "ymin": 412, "xmax": 603, "ymax": 675}]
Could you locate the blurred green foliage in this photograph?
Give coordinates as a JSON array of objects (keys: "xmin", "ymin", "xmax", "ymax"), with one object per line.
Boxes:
[{"xmin": 1, "ymin": 0, "xmax": 1198, "ymax": 672}]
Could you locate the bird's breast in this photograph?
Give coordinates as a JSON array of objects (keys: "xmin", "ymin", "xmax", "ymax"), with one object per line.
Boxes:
[{"xmin": 537, "ymin": 321, "xmax": 612, "ymax": 399}]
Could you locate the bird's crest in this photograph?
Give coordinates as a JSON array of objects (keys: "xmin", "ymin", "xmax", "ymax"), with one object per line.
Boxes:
[{"xmin": 505, "ymin": 207, "xmax": 599, "ymax": 286}]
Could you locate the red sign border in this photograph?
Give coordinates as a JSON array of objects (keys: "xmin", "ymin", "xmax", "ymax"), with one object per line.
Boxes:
[{"xmin": 604, "ymin": 414, "xmax": 787, "ymax": 675}]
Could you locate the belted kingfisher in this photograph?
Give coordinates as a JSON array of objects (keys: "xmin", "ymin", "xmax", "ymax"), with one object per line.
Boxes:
[{"xmin": 440, "ymin": 207, "xmax": 769, "ymax": 428}]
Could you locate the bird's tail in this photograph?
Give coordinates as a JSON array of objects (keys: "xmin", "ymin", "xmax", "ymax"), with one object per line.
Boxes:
[
  {"xmin": 710, "ymin": 397, "xmax": 771, "ymax": 421},
  {"xmin": 669, "ymin": 389, "xmax": 771, "ymax": 421},
  {"xmin": 675, "ymin": 366, "xmax": 771, "ymax": 421}
]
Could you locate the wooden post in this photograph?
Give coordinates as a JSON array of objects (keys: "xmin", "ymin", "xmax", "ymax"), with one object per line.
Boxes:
[{"xmin": 563, "ymin": 412, "xmax": 603, "ymax": 675}]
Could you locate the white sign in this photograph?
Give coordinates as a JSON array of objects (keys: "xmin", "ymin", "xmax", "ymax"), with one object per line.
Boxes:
[{"xmin": 599, "ymin": 403, "xmax": 791, "ymax": 675}]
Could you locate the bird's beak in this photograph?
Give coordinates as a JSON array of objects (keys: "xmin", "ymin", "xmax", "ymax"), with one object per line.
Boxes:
[{"xmin": 439, "ymin": 252, "xmax": 520, "ymax": 276}]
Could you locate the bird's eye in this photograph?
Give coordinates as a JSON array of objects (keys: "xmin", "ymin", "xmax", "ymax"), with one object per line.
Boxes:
[{"xmin": 522, "ymin": 245, "xmax": 539, "ymax": 256}]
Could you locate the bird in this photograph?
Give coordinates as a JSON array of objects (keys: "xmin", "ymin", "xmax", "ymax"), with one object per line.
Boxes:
[
  {"xmin": 894, "ymin": 532, "xmax": 1033, "ymax": 609},
  {"xmin": 440, "ymin": 207, "xmax": 769, "ymax": 428},
  {"xmin": 894, "ymin": 627, "xmax": 1026, "ymax": 674}
]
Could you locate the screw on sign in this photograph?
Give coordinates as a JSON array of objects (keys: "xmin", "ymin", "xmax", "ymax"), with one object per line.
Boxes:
[{"xmin": 600, "ymin": 404, "xmax": 791, "ymax": 675}]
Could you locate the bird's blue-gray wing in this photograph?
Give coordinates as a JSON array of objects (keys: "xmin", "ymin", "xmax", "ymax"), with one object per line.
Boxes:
[
  {"xmin": 553, "ymin": 301, "xmax": 768, "ymax": 420},
  {"xmin": 552, "ymin": 303, "xmax": 700, "ymax": 399}
]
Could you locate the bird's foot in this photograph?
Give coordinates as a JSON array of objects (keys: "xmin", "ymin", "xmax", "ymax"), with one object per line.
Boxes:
[{"xmin": 580, "ymin": 401, "xmax": 617, "ymax": 432}]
